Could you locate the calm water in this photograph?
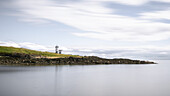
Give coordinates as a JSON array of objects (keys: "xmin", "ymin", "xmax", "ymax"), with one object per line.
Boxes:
[{"xmin": 0, "ymin": 60, "xmax": 170, "ymax": 96}]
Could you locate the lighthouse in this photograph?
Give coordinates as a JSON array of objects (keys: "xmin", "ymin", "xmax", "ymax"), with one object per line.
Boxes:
[{"xmin": 55, "ymin": 46, "xmax": 59, "ymax": 53}]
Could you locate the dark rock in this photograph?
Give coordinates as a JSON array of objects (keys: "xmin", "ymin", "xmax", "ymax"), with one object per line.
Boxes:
[{"xmin": 0, "ymin": 55, "xmax": 156, "ymax": 65}]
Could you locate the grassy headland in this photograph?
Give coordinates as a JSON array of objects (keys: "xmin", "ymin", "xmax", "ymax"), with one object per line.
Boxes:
[{"xmin": 0, "ymin": 46, "xmax": 81, "ymax": 58}]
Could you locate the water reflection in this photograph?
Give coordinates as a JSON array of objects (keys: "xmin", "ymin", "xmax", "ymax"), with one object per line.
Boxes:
[
  {"xmin": 0, "ymin": 66, "xmax": 56, "ymax": 73},
  {"xmin": 0, "ymin": 60, "xmax": 170, "ymax": 96}
]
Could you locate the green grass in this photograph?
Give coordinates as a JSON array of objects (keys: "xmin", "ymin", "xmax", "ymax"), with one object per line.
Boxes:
[{"xmin": 0, "ymin": 46, "xmax": 82, "ymax": 58}]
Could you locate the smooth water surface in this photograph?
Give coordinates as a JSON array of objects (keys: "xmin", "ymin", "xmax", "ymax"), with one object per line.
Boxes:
[{"xmin": 0, "ymin": 60, "xmax": 170, "ymax": 96}]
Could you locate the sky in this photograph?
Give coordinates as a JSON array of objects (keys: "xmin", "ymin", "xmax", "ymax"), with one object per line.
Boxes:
[{"xmin": 0, "ymin": 0, "xmax": 170, "ymax": 60}]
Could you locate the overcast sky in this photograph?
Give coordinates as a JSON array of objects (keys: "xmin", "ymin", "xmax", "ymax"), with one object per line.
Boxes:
[{"xmin": 1, "ymin": 0, "xmax": 170, "ymax": 60}]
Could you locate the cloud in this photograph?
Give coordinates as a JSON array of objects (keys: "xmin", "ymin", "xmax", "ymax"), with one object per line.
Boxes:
[
  {"xmin": 140, "ymin": 10, "xmax": 170, "ymax": 20},
  {"xmin": 105, "ymin": 1, "xmax": 170, "ymax": 18},
  {"xmin": 0, "ymin": 41, "xmax": 52, "ymax": 51},
  {"xmin": 0, "ymin": 41, "xmax": 21, "ymax": 48},
  {"xmin": 65, "ymin": 46, "xmax": 170, "ymax": 60},
  {"xmin": 99, "ymin": 0, "xmax": 170, "ymax": 5},
  {"xmin": 2, "ymin": 0, "xmax": 170, "ymax": 41},
  {"xmin": 1, "ymin": 0, "xmax": 170, "ymax": 60},
  {"xmin": 89, "ymin": 0, "xmax": 149, "ymax": 5}
]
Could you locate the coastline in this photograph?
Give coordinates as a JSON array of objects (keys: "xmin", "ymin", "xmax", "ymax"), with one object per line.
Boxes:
[{"xmin": 0, "ymin": 56, "xmax": 156, "ymax": 66}]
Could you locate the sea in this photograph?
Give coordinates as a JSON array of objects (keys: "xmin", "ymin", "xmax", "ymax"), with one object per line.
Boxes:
[{"xmin": 0, "ymin": 60, "xmax": 169, "ymax": 96}]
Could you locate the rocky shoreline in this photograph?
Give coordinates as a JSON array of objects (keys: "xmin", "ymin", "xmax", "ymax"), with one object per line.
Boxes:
[{"xmin": 0, "ymin": 54, "xmax": 155, "ymax": 65}]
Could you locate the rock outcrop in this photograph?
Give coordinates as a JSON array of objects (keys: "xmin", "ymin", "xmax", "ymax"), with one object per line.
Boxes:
[{"xmin": 0, "ymin": 54, "xmax": 155, "ymax": 65}]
